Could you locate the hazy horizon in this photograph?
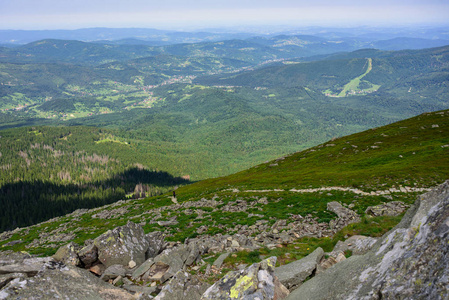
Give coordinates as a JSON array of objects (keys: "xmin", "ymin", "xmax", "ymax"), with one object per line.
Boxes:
[{"xmin": 1, "ymin": 0, "xmax": 448, "ymax": 31}]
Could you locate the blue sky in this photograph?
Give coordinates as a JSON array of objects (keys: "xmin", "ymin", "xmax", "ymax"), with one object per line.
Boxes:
[{"xmin": 1, "ymin": 0, "xmax": 448, "ymax": 30}]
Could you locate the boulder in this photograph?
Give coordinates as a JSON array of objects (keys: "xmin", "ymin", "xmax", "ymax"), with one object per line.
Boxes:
[
  {"xmin": 365, "ymin": 201, "xmax": 408, "ymax": 217},
  {"xmin": 155, "ymin": 270, "xmax": 210, "ymax": 300},
  {"xmin": 78, "ymin": 243, "xmax": 98, "ymax": 268},
  {"xmin": 94, "ymin": 221, "xmax": 149, "ymax": 268},
  {"xmin": 132, "ymin": 258, "xmax": 154, "ymax": 280},
  {"xmin": 146, "ymin": 231, "xmax": 166, "ymax": 259},
  {"xmin": 100, "ymin": 264, "xmax": 127, "ymax": 281},
  {"xmin": 0, "ymin": 259, "xmax": 134, "ymax": 299},
  {"xmin": 274, "ymin": 247, "xmax": 324, "ymax": 291},
  {"xmin": 52, "ymin": 241, "xmax": 81, "ymax": 266},
  {"xmin": 331, "ymin": 235, "xmax": 378, "ymax": 256},
  {"xmin": 316, "ymin": 251, "xmax": 346, "ymax": 274},
  {"xmin": 201, "ymin": 256, "xmax": 289, "ymax": 300},
  {"xmin": 0, "ymin": 257, "xmax": 52, "ymax": 277},
  {"xmin": 212, "ymin": 252, "xmax": 230, "ymax": 269},
  {"xmin": 287, "ymin": 180, "xmax": 449, "ymax": 300},
  {"xmin": 326, "ymin": 201, "xmax": 359, "ymax": 220}
]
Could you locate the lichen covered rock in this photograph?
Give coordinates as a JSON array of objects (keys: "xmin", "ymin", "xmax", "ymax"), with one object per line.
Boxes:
[
  {"xmin": 287, "ymin": 180, "xmax": 449, "ymax": 300},
  {"xmin": 94, "ymin": 221, "xmax": 149, "ymax": 268},
  {"xmin": 155, "ymin": 270, "xmax": 210, "ymax": 300},
  {"xmin": 201, "ymin": 256, "xmax": 289, "ymax": 300},
  {"xmin": 52, "ymin": 241, "xmax": 81, "ymax": 266},
  {"xmin": 274, "ymin": 247, "xmax": 323, "ymax": 291}
]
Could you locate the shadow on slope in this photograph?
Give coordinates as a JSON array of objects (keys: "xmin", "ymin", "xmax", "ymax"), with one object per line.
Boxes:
[{"xmin": 0, "ymin": 167, "xmax": 190, "ymax": 232}]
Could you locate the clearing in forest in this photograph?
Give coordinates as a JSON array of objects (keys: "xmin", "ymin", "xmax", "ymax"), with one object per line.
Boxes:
[{"xmin": 337, "ymin": 58, "xmax": 378, "ymax": 97}]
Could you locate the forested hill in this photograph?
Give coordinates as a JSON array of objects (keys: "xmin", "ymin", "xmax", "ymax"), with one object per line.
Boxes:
[{"xmin": 0, "ymin": 126, "xmax": 189, "ymax": 232}]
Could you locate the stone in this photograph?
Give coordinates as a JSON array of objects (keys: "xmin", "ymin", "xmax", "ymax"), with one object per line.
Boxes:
[
  {"xmin": 287, "ymin": 180, "xmax": 449, "ymax": 300},
  {"xmin": 52, "ymin": 241, "xmax": 81, "ymax": 266},
  {"xmin": 94, "ymin": 221, "xmax": 149, "ymax": 268},
  {"xmin": 201, "ymin": 256, "xmax": 289, "ymax": 300},
  {"xmin": 0, "ymin": 260, "xmax": 134, "ymax": 299},
  {"xmin": 132, "ymin": 258, "xmax": 154, "ymax": 280},
  {"xmin": 78, "ymin": 243, "xmax": 98, "ymax": 268},
  {"xmin": 128, "ymin": 260, "xmax": 137, "ymax": 268},
  {"xmin": 365, "ymin": 201, "xmax": 408, "ymax": 217},
  {"xmin": 212, "ymin": 252, "xmax": 230, "ymax": 269},
  {"xmin": 326, "ymin": 201, "xmax": 359, "ymax": 220},
  {"xmin": 0, "ymin": 273, "xmax": 26, "ymax": 289},
  {"xmin": 89, "ymin": 264, "xmax": 106, "ymax": 276},
  {"xmin": 100, "ymin": 264, "xmax": 127, "ymax": 281},
  {"xmin": 274, "ymin": 247, "xmax": 324, "ymax": 291},
  {"xmin": 157, "ymin": 217, "xmax": 178, "ymax": 226},
  {"xmin": 155, "ymin": 270, "xmax": 210, "ymax": 300},
  {"xmin": 0, "ymin": 257, "xmax": 52, "ymax": 277},
  {"xmin": 122, "ymin": 284, "xmax": 157, "ymax": 296},
  {"xmin": 147, "ymin": 261, "xmax": 170, "ymax": 281},
  {"xmin": 112, "ymin": 275, "xmax": 123, "ymax": 286},
  {"xmin": 331, "ymin": 235, "xmax": 378, "ymax": 256},
  {"xmin": 146, "ymin": 231, "xmax": 166, "ymax": 259}
]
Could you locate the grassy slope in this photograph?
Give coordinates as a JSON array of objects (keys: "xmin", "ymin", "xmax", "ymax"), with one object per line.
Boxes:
[{"xmin": 179, "ymin": 109, "xmax": 449, "ymax": 196}]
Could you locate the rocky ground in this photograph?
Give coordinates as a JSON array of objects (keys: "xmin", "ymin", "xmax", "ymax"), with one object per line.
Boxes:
[{"xmin": 1, "ymin": 180, "xmax": 447, "ymax": 299}]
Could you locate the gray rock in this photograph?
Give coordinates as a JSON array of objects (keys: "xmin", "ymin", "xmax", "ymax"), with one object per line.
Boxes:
[
  {"xmin": 365, "ymin": 201, "xmax": 408, "ymax": 217},
  {"xmin": 132, "ymin": 258, "xmax": 154, "ymax": 280},
  {"xmin": 100, "ymin": 264, "xmax": 127, "ymax": 281},
  {"xmin": 145, "ymin": 261, "xmax": 170, "ymax": 282},
  {"xmin": 155, "ymin": 270, "xmax": 209, "ymax": 300},
  {"xmin": 331, "ymin": 235, "xmax": 378, "ymax": 256},
  {"xmin": 0, "ymin": 257, "xmax": 52, "ymax": 276},
  {"xmin": 201, "ymin": 256, "xmax": 289, "ymax": 300},
  {"xmin": 152, "ymin": 247, "xmax": 185, "ymax": 283},
  {"xmin": 52, "ymin": 241, "xmax": 81, "ymax": 266},
  {"xmin": 212, "ymin": 252, "xmax": 230, "ymax": 269},
  {"xmin": 78, "ymin": 243, "xmax": 98, "ymax": 267},
  {"xmin": 327, "ymin": 201, "xmax": 359, "ymax": 220},
  {"xmin": 287, "ymin": 180, "xmax": 449, "ymax": 300},
  {"xmin": 274, "ymin": 247, "xmax": 324, "ymax": 291},
  {"xmin": 122, "ymin": 284, "xmax": 157, "ymax": 296},
  {"xmin": 0, "ymin": 273, "xmax": 25, "ymax": 289},
  {"xmin": 0, "ymin": 260, "xmax": 134, "ymax": 299},
  {"xmin": 157, "ymin": 217, "xmax": 178, "ymax": 226},
  {"xmin": 349, "ymin": 236, "xmax": 378, "ymax": 255},
  {"xmin": 146, "ymin": 231, "xmax": 166, "ymax": 259},
  {"xmin": 94, "ymin": 221, "xmax": 149, "ymax": 268}
]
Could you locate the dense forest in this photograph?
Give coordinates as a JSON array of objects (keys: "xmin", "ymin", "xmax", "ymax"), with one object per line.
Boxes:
[{"xmin": 0, "ymin": 126, "xmax": 188, "ymax": 231}]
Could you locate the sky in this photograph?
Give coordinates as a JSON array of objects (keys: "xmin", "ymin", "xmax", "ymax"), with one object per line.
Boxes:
[{"xmin": 1, "ymin": 0, "xmax": 448, "ymax": 30}]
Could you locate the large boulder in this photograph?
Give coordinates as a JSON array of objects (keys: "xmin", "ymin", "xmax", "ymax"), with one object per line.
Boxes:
[
  {"xmin": 274, "ymin": 247, "xmax": 324, "ymax": 291},
  {"xmin": 52, "ymin": 241, "xmax": 81, "ymax": 266},
  {"xmin": 201, "ymin": 256, "xmax": 289, "ymax": 300},
  {"xmin": 133, "ymin": 243, "xmax": 202, "ymax": 283},
  {"xmin": 146, "ymin": 231, "xmax": 166, "ymax": 259},
  {"xmin": 0, "ymin": 258, "xmax": 134, "ymax": 299},
  {"xmin": 78, "ymin": 243, "xmax": 98, "ymax": 268},
  {"xmin": 287, "ymin": 180, "xmax": 449, "ymax": 300},
  {"xmin": 94, "ymin": 221, "xmax": 149, "ymax": 268},
  {"xmin": 155, "ymin": 270, "xmax": 210, "ymax": 300}
]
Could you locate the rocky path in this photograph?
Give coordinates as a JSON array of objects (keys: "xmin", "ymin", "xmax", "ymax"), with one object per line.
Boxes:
[{"xmin": 237, "ymin": 186, "xmax": 431, "ymax": 196}]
